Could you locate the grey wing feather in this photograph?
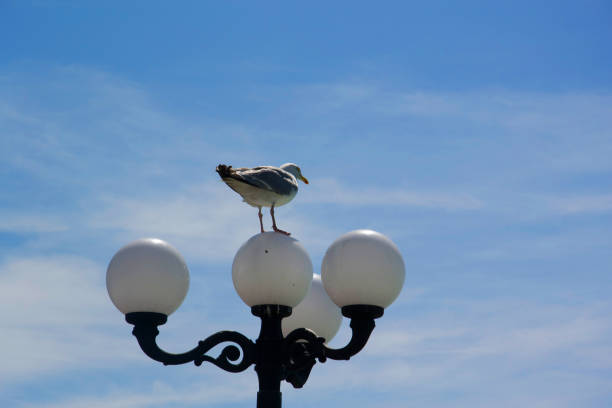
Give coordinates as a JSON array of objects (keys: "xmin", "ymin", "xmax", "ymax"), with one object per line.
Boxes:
[{"xmin": 236, "ymin": 167, "xmax": 297, "ymax": 196}]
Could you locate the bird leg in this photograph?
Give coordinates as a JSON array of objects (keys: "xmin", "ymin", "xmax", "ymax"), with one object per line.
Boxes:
[
  {"xmin": 270, "ymin": 205, "xmax": 290, "ymax": 235},
  {"xmin": 258, "ymin": 206, "xmax": 264, "ymax": 233}
]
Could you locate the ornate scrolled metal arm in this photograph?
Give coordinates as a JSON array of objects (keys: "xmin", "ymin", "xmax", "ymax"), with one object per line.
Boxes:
[
  {"xmin": 281, "ymin": 328, "xmax": 326, "ymax": 388},
  {"xmin": 126, "ymin": 312, "xmax": 256, "ymax": 373},
  {"xmin": 281, "ymin": 304, "xmax": 384, "ymax": 388},
  {"xmin": 125, "ymin": 305, "xmax": 384, "ymax": 393},
  {"xmin": 283, "ymin": 328, "xmax": 326, "ymax": 363},
  {"xmin": 322, "ymin": 305, "xmax": 383, "ymax": 361}
]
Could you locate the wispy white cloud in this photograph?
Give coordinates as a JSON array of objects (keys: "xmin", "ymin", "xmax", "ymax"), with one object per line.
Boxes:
[
  {"xmin": 465, "ymin": 224, "xmax": 612, "ymax": 261},
  {"xmin": 548, "ymin": 194, "xmax": 612, "ymax": 215},
  {"xmin": 0, "ymin": 214, "xmax": 68, "ymax": 233},
  {"xmin": 465, "ymin": 315, "xmax": 610, "ymax": 360},
  {"xmin": 0, "ymin": 65, "xmax": 255, "ymax": 192},
  {"xmin": 288, "ymin": 300, "xmax": 612, "ymax": 407},
  {"xmin": 88, "ymin": 183, "xmax": 254, "ymax": 261},
  {"xmin": 304, "ymin": 178, "xmax": 483, "ymax": 210},
  {"xmin": 303, "ymin": 83, "xmax": 612, "ymax": 137},
  {"xmin": 86, "ymin": 181, "xmax": 343, "ymax": 263},
  {"xmin": 2, "ymin": 65, "xmax": 612, "ymax": 407},
  {"xmin": 26, "ymin": 378, "xmax": 256, "ymax": 408},
  {"xmin": 268, "ymin": 82, "xmax": 612, "ymax": 177},
  {"xmin": 0, "ymin": 255, "xmax": 137, "ymax": 385}
]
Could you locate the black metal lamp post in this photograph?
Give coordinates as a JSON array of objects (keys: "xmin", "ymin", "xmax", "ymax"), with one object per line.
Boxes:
[{"xmin": 107, "ymin": 230, "xmax": 405, "ymax": 408}]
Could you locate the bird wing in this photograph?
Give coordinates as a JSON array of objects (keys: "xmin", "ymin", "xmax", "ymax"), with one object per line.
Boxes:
[{"xmin": 225, "ymin": 166, "xmax": 297, "ymax": 196}]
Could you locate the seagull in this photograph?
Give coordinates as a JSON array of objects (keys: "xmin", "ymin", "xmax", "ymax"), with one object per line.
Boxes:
[{"xmin": 216, "ymin": 163, "xmax": 309, "ymax": 235}]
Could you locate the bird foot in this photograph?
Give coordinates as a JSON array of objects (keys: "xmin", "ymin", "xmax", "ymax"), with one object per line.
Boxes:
[{"xmin": 273, "ymin": 227, "xmax": 291, "ymax": 236}]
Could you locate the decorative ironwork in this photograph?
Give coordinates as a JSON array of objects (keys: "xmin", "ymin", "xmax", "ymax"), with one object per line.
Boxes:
[
  {"xmin": 125, "ymin": 304, "xmax": 384, "ymax": 408},
  {"xmin": 126, "ymin": 312, "xmax": 256, "ymax": 372},
  {"xmin": 279, "ymin": 304, "xmax": 384, "ymax": 388}
]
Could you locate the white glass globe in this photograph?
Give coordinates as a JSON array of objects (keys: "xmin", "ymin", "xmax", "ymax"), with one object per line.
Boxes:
[
  {"xmin": 106, "ymin": 238, "xmax": 190, "ymax": 315},
  {"xmin": 282, "ymin": 274, "xmax": 342, "ymax": 343},
  {"xmin": 321, "ymin": 230, "xmax": 405, "ymax": 308},
  {"xmin": 232, "ymin": 232, "xmax": 313, "ymax": 307}
]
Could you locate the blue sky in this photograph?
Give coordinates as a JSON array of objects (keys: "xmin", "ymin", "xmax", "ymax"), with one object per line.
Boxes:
[{"xmin": 1, "ymin": 1, "xmax": 611, "ymax": 407}]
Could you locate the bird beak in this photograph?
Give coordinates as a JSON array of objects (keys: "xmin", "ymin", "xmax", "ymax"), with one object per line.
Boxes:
[{"xmin": 301, "ymin": 176, "xmax": 309, "ymax": 184}]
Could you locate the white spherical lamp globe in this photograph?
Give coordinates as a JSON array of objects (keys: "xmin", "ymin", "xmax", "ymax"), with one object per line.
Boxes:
[
  {"xmin": 282, "ymin": 274, "xmax": 342, "ymax": 343},
  {"xmin": 232, "ymin": 232, "xmax": 313, "ymax": 307},
  {"xmin": 322, "ymin": 230, "xmax": 405, "ymax": 308},
  {"xmin": 106, "ymin": 238, "xmax": 190, "ymax": 315}
]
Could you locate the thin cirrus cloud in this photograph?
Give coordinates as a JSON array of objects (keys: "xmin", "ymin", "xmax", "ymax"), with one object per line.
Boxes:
[
  {"xmin": 0, "ymin": 214, "xmax": 68, "ymax": 233},
  {"xmin": 1, "ymin": 65, "xmax": 612, "ymax": 407},
  {"xmin": 282, "ymin": 299, "xmax": 612, "ymax": 407},
  {"xmin": 33, "ymin": 379, "xmax": 256, "ymax": 408},
  {"xmin": 87, "ymin": 183, "xmax": 261, "ymax": 262},
  {"xmin": 0, "ymin": 255, "xmax": 137, "ymax": 385},
  {"xmin": 303, "ymin": 178, "xmax": 483, "ymax": 210},
  {"xmin": 549, "ymin": 194, "xmax": 612, "ymax": 215}
]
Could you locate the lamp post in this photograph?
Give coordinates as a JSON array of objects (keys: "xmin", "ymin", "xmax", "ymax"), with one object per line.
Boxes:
[{"xmin": 106, "ymin": 229, "xmax": 405, "ymax": 408}]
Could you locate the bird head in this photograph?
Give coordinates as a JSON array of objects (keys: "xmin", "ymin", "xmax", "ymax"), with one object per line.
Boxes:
[{"xmin": 280, "ymin": 163, "xmax": 309, "ymax": 184}]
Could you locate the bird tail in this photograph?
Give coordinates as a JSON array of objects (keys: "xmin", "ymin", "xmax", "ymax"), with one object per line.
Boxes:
[{"xmin": 216, "ymin": 164, "xmax": 233, "ymax": 178}]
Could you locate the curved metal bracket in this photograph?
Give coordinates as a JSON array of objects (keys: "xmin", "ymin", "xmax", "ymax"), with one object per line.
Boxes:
[
  {"xmin": 282, "ymin": 328, "xmax": 326, "ymax": 388},
  {"xmin": 125, "ymin": 305, "xmax": 384, "ymax": 393},
  {"xmin": 281, "ymin": 304, "xmax": 384, "ymax": 388},
  {"xmin": 126, "ymin": 312, "xmax": 256, "ymax": 373},
  {"xmin": 323, "ymin": 305, "xmax": 383, "ymax": 360}
]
